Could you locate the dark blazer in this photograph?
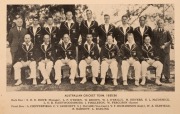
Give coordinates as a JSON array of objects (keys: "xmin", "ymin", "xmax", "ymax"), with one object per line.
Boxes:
[
  {"xmin": 59, "ymin": 21, "xmax": 80, "ymax": 45},
  {"xmin": 36, "ymin": 43, "xmax": 55, "ymax": 62},
  {"xmin": 141, "ymin": 44, "xmax": 160, "ymax": 61},
  {"xmin": 27, "ymin": 26, "xmax": 43, "ymax": 46},
  {"xmin": 7, "ymin": 26, "xmax": 27, "ymax": 52},
  {"xmin": 56, "ymin": 42, "xmax": 76, "ymax": 60},
  {"xmin": 15, "ymin": 42, "xmax": 35, "ymax": 62},
  {"xmin": 133, "ymin": 26, "xmax": 152, "ymax": 46},
  {"xmin": 152, "ymin": 28, "xmax": 172, "ymax": 54},
  {"xmin": 42, "ymin": 26, "xmax": 60, "ymax": 45},
  {"xmin": 120, "ymin": 43, "xmax": 141, "ymax": 61},
  {"xmin": 100, "ymin": 44, "xmax": 120, "ymax": 61},
  {"xmin": 98, "ymin": 24, "xmax": 115, "ymax": 47},
  {"xmin": 80, "ymin": 20, "xmax": 99, "ymax": 44},
  {"xmin": 81, "ymin": 42, "xmax": 99, "ymax": 60},
  {"xmin": 114, "ymin": 26, "xmax": 133, "ymax": 48}
]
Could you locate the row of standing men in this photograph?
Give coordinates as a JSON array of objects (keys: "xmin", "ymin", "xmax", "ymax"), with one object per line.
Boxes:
[{"xmin": 7, "ymin": 10, "xmax": 173, "ymax": 86}]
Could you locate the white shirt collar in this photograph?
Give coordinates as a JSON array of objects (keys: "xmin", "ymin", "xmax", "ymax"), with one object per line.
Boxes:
[
  {"xmin": 84, "ymin": 41, "xmax": 94, "ymax": 45},
  {"xmin": 42, "ymin": 42, "xmax": 50, "ymax": 46},
  {"xmin": 23, "ymin": 42, "xmax": 32, "ymax": 46},
  {"xmin": 65, "ymin": 20, "xmax": 74, "ymax": 23},
  {"xmin": 32, "ymin": 24, "xmax": 40, "ymax": 28}
]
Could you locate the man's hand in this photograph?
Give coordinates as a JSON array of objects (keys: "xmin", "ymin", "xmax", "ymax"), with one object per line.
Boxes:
[
  {"xmin": 21, "ymin": 61, "xmax": 26, "ymax": 66},
  {"xmin": 85, "ymin": 58, "xmax": 91, "ymax": 64},
  {"xmin": 61, "ymin": 59, "xmax": 66, "ymax": 64},
  {"xmin": 147, "ymin": 58, "xmax": 155, "ymax": 65},
  {"xmin": 6, "ymin": 41, "xmax": 9, "ymax": 48},
  {"xmin": 160, "ymin": 45, "xmax": 165, "ymax": 49}
]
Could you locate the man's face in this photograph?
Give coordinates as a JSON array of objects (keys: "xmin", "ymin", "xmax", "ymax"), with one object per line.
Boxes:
[
  {"xmin": 104, "ymin": 16, "xmax": 110, "ymax": 24},
  {"xmin": 122, "ymin": 17, "xmax": 128, "ymax": 25},
  {"xmin": 33, "ymin": 18, "xmax": 39, "ymax": 25},
  {"xmin": 86, "ymin": 11, "xmax": 92, "ymax": 19},
  {"xmin": 127, "ymin": 35, "xmax": 134, "ymax": 43},
  {"xmin": 144, "ymin": 37, "xmax": 151, "ymax": 45},
  {"xmin": 139, "ymin": 17, "xmax": 146, "ymax": 26},
  {"xmin": 16, "ymin": 18, "xmax": 23, "ymax": 27},
  {"xmin": 107, "ymin": 36, "xmax": 113, "ymax": 44},
  {"xmin": 86, "ymin": 34, "xmax": 93, "ymax": 42},
  {"xmin": 63, "ymin": 34, "xmax": 70, "ymax": 43},
  {"xmin": 66, "ymin": 12, "xmax": 73, "ymax": 20},
  {"xmin": 157, "ymin": 20, "xmax": 164, "ymax": 28},
  {"xmin": 24, "ymin": 34, "xmax": 31, "ymax": 43},
  {"xmin": 47, "ymin": 18, "xmax": 54, "ymax": 25},
  {"xmin": 44, "ymin": 35, "xmax": 50, "ymax": 43}
]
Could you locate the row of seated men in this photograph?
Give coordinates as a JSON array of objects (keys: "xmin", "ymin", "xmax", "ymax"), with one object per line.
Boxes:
[
  {"xmin": 8, "ymin": 10, "xmax": 173, "ymax": 86},
  {"xmin": 13, "ymin": 32, "xmax": 164, "ymax": 87}
]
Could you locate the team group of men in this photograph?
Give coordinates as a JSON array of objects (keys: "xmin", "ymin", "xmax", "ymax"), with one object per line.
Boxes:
[{"xmin": 7, "ymin": 9, "xmax": 173, "ymax": 87}]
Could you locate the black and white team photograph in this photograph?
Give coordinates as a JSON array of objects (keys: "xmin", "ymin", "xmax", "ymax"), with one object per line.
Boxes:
[{"xmin": 6, "ymin": 4, "xmax": 175, "ymax": 91}]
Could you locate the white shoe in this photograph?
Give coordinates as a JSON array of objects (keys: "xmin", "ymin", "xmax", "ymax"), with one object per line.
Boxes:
[
  {"xmin": 155, "ymin": 79, "xmax": 162, "ymax": 86},
  {"xmin": 47, "ymin": 79, "xmax": 52, "ymax": 85},
  {"xmin": 113, "ymin": 79, "xmax": 118, "ymax": 86},
  {"xmin": 140, "ymin": 78, "xmax": 146, "ymax": 86},
  {"xmin": 41, "ymin": 79, "xmax": 46, "ymax": 84},
  {"xmin": 70, "ymin": 79, "xmax": 75, "ymax": 84},
  {"xmin": 80, "ymin": 78, "xmax": 87, "ymax": 84},
  {"xmin": 92, "ymin": 77, "xmax": 98, "ymax": 85},
  {"xmin": 55, "ymin": 79, "xmax": 61, "ymax": 85},
  {"xmin": 33, "ymin": 79, "xmax": 37, "ymax": 85},
  {"xmin": 123, "ymin": 80, "xmax": 128, "ymax": 86},
  {"xmin": 15, "ymin": 80, "xmax": 22, "ymax": 86},
  {"xmin": 135, "ymin": 80, "xmax": 139, "ymax": 86},
  {"xmin": 100, "ymin": 79, "xmax": 105, "ymax": 85}
]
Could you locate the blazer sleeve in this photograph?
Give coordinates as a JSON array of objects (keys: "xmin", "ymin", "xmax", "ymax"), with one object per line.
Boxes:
[{"xmin": 7, "ymin": 29, "xmax": 13, "ymax": 45}]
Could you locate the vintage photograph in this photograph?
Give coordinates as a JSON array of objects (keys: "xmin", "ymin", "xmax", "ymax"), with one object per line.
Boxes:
[{"xmin": 6, "ymin": 4, "xmax": 175, "ymax": 91}]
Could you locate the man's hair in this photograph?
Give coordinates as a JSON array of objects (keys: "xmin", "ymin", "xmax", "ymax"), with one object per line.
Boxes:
[
  {"xmin": 139, "ymin": 16, "xmax": 146, "ymax": 21},
  {"xmin": 127, "ymin": 33, "xmax": 134, "ymax": 38},
  {"xmin": 66, "ymin": 11, "xmax": 73, "ymax": 15},
  {"xmin": 24, "ymin": 34, "xmax": 31, "ymax": 38},
  {"xmin": 122, "ymin": 15, "xmax": 128, "ymax": 19},
  {"xmin": 86, "ymin": 9, "xmax": 92, "ymax": 14},
  {"xmin": 86, "ymin": 33, "xmax": 93, "ymax": 37},
  {"xmin": 104, "ymin": 14, "xmax": 110, "ymax": 17}
]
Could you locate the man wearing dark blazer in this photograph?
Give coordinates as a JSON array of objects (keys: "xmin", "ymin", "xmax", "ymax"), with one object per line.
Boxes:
[
  {"xmin": 98, "ymin": 14, "xmax": 115, "ymax": 47},
  {"xmin": 42, "ymin": 16, "xmax": 60, "ymax": 46},
  {"xmin": 27, "ymin": 16, "xmax": 43, "ymax": 47},
  {"xmin": 114, "ymin": 15, "xmax": 133, "ymax": 48},
  {"xmin": 152, "ymin": 19, "xmax": 173, "ymax": 83},
  {"xmin": 37, "ymin": 34, "xmax": 55, "ymax": 85},
  {"xmin": 80, "ymin": 10, "xmax": 99, "ymax": 44},
  {"xmin": 7, "ymin": 17, "xmax": 27, "ymax": 64},
  {"xmin": 133, "ymin": 16, "xmax": 152, "ymax": 46},
  {"xmin": 13, "ymin": 34, "xmax": 37, "ymax": 86},
  {"xmin": 59, "ymin": 11, "xmax": 80, "ymax": 46},
  {"xmin": 79, "ymin": 33, "xmax": 100, "ymax": 85},
  {"xmin": 54, "ymin": 34, "xmax": 77, "ymax": 85}
]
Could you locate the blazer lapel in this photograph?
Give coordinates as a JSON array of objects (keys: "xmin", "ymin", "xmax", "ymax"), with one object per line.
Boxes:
[
  {"xmin": 35, "ymin": 27, "xmax": 41, "ymax": 35},
  {"xmin": 29, "ymin": 27, "xmax": 34, "ymax": 36},
  {"xmin": 51, "ymin": 27, "xmax": 56, "ymax": 34},
  {"xmin": 45, "ymin": 27, "xmax": 51, "ymax": 34},
  {"xmin": 143, "ymin": 26, "xmax": 148, "ymax": 36},
  {"xmin": 101, "ymin": 24, "xmax": 106, "ymax": 34},
  {"xmin": 22, "ymin": 44, "xmax": 28, "ymax": 52},
  {"xmin": 108, "ymin": 24, "xmax": 113, "ymax": 33},
  {"xmin": 119, "ymin": 27, "xmax": 124, "ymax": 35}
]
